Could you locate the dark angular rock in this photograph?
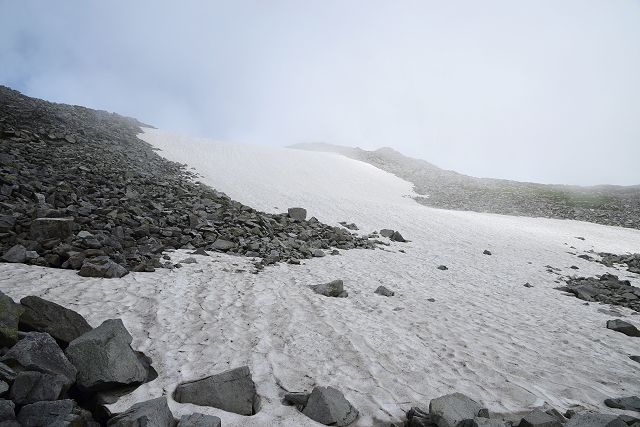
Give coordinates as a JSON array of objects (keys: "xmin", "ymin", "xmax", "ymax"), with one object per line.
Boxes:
[
  {"xmin": 309, "ymin": 280, "xmax": 348, "ymax": 298},
  {"xmin": 437, "ymin": 265, "xmax": 448, "ymax": 270},
  {"xmin": 0, "ymin": 399, "xmax": 15, "ymax": 422},
  {"xmin": 390, "ymin": 231, "xmax": 406, "ymax": 242},
  {"xmin": 518, "ymin": 409, "xmax": 562, "ymax": 427},
  {"xmin": 483, "ymin": 250, "xmax": 492, "ymax": 255},
  {"xmin": 0, "ymin": 332, "xmax": 76, "ymax": 387},
  {"xmin": 173, "ymin": 366, "xmax": 258, "ymax": 416},
  {"xmin": 0, "ymin": 364, "xmax": 15, "ymax": 384},
  {"xmin": 288, "ymin": 207, "xmax": 307, "ymax": 221},
  {"xmin": 177, "ymin": 413, "xmax": 222, "ymax": 427},
  {"xmin": 604, "ymin": 396, "xmax": 640, "ymax": 411},
  {"xmin": 301, "ymin": 386, "xmax": 358, "ymax": 426},
  {"xmin": 19, "ymin": 296, "xmax": 92, "ymax": 347},
  {"xmin": 212, "ymin": 239, "xmax": 235, "ymax": 251},
  {"xmin": 374, "ymin": 286, "xmax": 395, "ymax": 297},
  {"xmin": 283, "ymin": 392, "xmax": 310, "ymax": 407},
  {"xmin": 65, "ymin": 319, "xmax": 149, "ymax": 392},
  {"xmin": 380, "ymin": 229, "xmax": 394, "ymax": 238},
  {"xmin": 107, "ymin": 396, "xmax": 174, "ymax": 427},
  {"xmin": 30, "ymin": 218, "xmax": 74, "ymax": 241},
  {"xmin": 78, "ymin": 256, "xmax": 128, "ymax": 278},
  {"xmin": 429, "ymin": 393, "xmax": 485, "ymax": 427},
  {"xmin": 606, "ymin": 319, "xmax": 640, "ymax": 337},
  {"xmin": 9, "ymin": 371, "xmax": 67, "ymax": 405},
  {"xmin": 1, "ymin": 245, "xmax": 26, "ymax": 264},
  {"xmin": 17, "ymin": 399, "xmax": 97, "ymax": 427},
  {"xmin": 0, "ymin": 292, "xmax": 23, "ymax": 348},
  {"xmin": 564, "ymin": 412, "xmax": 626, "ymax": 427}
]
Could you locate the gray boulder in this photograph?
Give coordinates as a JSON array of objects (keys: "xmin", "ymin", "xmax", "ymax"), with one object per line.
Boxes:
[
  {"xmin": 0, "ymin": 364, "xmax": 15, "ymax": 384},
  {"xmin": 107, "ymin": 396, "xmax": 174, "ymax": 427},
  {"xmin": 374, "ymin": 286, "xmax": 394, "ymax": 297},
  {"xmin": 1, "ymin": 245, "xmax": 26, "ymax": 264},
  {"xmin": 483, "ymin": 250, "xmax": 492, "ymax": 255},
  {"xmin": 19, "ymin": 296, "xmax": 92, "ymax": 347},
  {"xmin": 0, "ymin": 332, "xmax": 76, "ymax": 387},
  {"xmin": 9, "ymin": 371, "xmax": 67, "ymax": 405},
  {"xmin": 212, "ymin": 239, "xmax": 236, "ymax": 251},
  {"xmin": 173, "ymin": 366, "xmax": 258, "ymax": 416},
  {"xmin": 0, "ymin": 399, "xmax": 15, "ymax": 422},
  {"xmin": 288, "ymin": 208, "xmax": 307, "ymax": 221},
  {"xmin": 518, "ymin": 409, "xmax": 562, "ymax": 427},
  {"xmin": 30, "ymin": 218, "xmax": 74, "ymax": 241},
  {"xmin": 0, "ymin": 292, "xmax": 23, "ymax": 348},
  {"xmin": 17, "ymin": 399, "xmax": 97, "ymax": 427},
  {"xmin": 312, "ymin": 249, "xmax": 326, "ymax": 257},
  {"xmin": 309, "ymin": 280, "xmax": 348, "ymax": 298},
  {"xmin": 390, "ymin": 231, "xmax": 406, "ymax": 242},
  {"xmin": 301, "ymin": 386, "xmax": 358, "ymax": 426},
  {"xmin": 380, "ymin": 229, "xmax": 394, "ymax": 238},
  {"xmin": 606, "ymin": 319, "xmax": 640, "ymax": 337},
  {"xmin": 283, "ymin": 392, "xmax": 310, "ymax": 407},
  {"xmin": 177, "ymin": 413, "xmax": 222, "ymax": 427},
  {"xmin": 437, "ymin": 265, "xmax": 448, "ymax": 271},
  {"xmin": 604, "ymin": 396, "xmax": 640, "ymax": 411},
  {"xmin": 565, "ymin": 413, "xmax": 626, "ymax": 427},
  {"xmin": 65, "ymin": 319, "xmax": 149, "ymax": 392},
  {"xmin": 78, "ymin": 256, "xmax": 129, "ymax": 278},
  {"xmin": 429, "ymin": 393, "xmax": 485, "ymax": 427}
]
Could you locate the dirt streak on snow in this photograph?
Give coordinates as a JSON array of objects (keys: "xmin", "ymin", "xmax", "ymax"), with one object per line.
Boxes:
[{"xmin": 1, "ymin": 128, "xmax": 639, "ymax": 426}]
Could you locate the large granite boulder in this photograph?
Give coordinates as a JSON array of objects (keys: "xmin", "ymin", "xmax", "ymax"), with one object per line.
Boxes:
[
  {"xmin": 0, "ymin": 332, "xmax": 76, "ymax": 388},
  {"xmin": 606, "ymin": 319, "xmax": 640, "ymax": 337},
  {"xmin": 17, "ymin": 399, "xmax": 97, "ymax": 426},
  {"xmin": 107, "ymin": 396, "xmax": 174, "ymax": 427},
  {"xmin": 65, "ymin": 319, "xmax": 149, "ymax": 392},
  {"xmin": 19, "ymin": 296, "xmax": 92, "ymax": 347},
  {"xmin": 429, "ymin": 393, "xmax": 486, "ymax": 427},
  {"xmin": 177, "ymin": 413, "xmax": 222, "ymax": 427},
  {"xmin": 0, "ymin": 399, "xmax": 15, "ymax": 422},
  {"xmin": 9, "ymin": 371, "xmax": 68, "ymax": 405},
  {"xmin": 301, "ymin": 386, "xmax": 358, "ymax": 426},
  {"xmin": 78, "ymin": 256, "xmax": 128, "ymax": 278},
  {"xmin": 30, "ymin": 218, "xmax": 74, "ymax": 241},
  {"xmin": 0, "ymin": 292, "xmax": 23, "ymax": 348},
  {"xmin": 1, "ymin": 245, "xmax": 26, "ymax": 264},
  {"xmin": 173, "ymin": 366, "xmax": 258, "ymax": 416}
]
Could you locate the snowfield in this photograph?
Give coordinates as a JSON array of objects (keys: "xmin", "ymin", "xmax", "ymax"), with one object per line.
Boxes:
[{"xmin": 2, "ymin": 128, "xmax": 640, "ymax": 426}]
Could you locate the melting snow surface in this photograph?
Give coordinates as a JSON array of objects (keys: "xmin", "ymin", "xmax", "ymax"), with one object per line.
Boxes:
[{"xmin": 1, "ymin": 127, "xmax": 639, "ymax": 426}]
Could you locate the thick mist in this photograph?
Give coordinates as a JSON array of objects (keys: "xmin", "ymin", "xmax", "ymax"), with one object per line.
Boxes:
[{"xmin": 1, "ymin": 0, "xmax": 639, "ymax": 185}]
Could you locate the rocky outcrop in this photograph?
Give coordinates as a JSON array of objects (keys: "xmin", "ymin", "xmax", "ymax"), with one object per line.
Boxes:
[{"xmin": 557, "ymin": 273, "xmax": 640, "ymax": 312}]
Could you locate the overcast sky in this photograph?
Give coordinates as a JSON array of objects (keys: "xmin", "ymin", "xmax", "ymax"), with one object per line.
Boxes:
[{"xmin": 1, "ymin": 1, "xmax": 639, "ymax": 185}]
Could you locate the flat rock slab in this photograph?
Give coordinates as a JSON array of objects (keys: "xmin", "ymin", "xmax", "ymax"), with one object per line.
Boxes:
[
  {"xmin": 309, "ymin": 280, "xmax": 348, "ymax": 298},
  {"xmin": 519, "ymin": 409, "xmax": 562, "ymax": 427},
  {"xmin": 565, "ymin": 413, "xmax": 626, "ymax": 427},
  {"xmin": 429, "ymin": 393, "xmax": 485, "ymax": 427},
  {"xmin": 19, "ymin": 295, "xmax": 92, "ymax": 347},
  {"xmin": 302, "ymin": 386, "xmax": 358, "ymax": 426},
  {"xmin": 0, "ymin": 332, "xmax": 76, "ymax": 387},
  {"xmin": 173, "ymin": 366, "xmax": 258, "ymax": 416},
  {"xmin": 107, "ymin": 396, "xmax": 174, "ymax": 427},
  {"xmin": 0, "ymin": 291, "xmax": 23, "ymax": 348},
  {"xmin": 178, "ymin": 413, "xmax": 222, "ymax": 427},
  {"xmin": 606, "ymin": 319, "xmax": 640, "ymax": 337},
  {"xmin": 65, "ymin": 319, "xmax": 149, "ymax": 392}
]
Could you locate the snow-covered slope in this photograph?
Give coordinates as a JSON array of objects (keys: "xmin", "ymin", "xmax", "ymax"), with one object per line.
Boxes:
[{"xmin": 2, "ymin": 128, "xmax": 639, "ymax": 426}]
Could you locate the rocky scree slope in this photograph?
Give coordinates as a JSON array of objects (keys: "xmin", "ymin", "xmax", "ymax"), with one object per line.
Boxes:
[
  {"xmin": 0, "ymin": 86, "xmax": 373, "ymax": 276},
  {"xmin": 290, "ymin": 143, "xmax": 640, "ymax": 230}
]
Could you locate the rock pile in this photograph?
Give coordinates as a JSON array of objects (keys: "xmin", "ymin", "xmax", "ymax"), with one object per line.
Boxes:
[
  {"xmin": 0, "ymin": 86, "xmax": 374, "ymax": 277},
  {"xmin": 598, "ymin": 253, "xmax": 640, "ymax": 275},
  {"xmin": 557, "ymin": 273, "xmax": 640, "ymax": 312}
]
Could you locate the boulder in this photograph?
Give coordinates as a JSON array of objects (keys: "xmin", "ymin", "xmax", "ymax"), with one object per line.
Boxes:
[
  {"xmin": 0, "ymin": 332, "xmax": 76, "ymax": 387},
  {"xmin": 65, "ymin": 319, "xmax": 149, "ymax": 392},
  {"xmin": 429, "ymin": 393, "xmax": 485, "ymax": 427},
  {"xmin": 288, "ymin": 208, "xmax": 307, "ymax": 221},
  {"xmin": 78, "ymin": 256, "xmax": 128, "ymax": 278},
  {"xmin": 390, "ymin": 231, "xmax": 406, "ymax": 242},
  {"xmin": 483, "ymin": 250, "xmax": 492, "ymax": 255},
  {"xmin": 309, "ymin": 280, "xmax": 348, "ymax": 298},
  {"xmin": 606, "ymin": 319, "xmax": 640, "ymax": 337},
  {"xmin": 312, "ymin": 249, "xmax": 326, "ymax": 257},
  {"xmin": 17, "ymin": 399, "xmax": 97, "ymax": 427},
  {"xmin": 30, "ymin": 218, "xmax": 74, "ymax": 241},
  {"xmin": 0, "ymin": 292, "xmax": 23, "ymax": 348},
  {"xmin": 19, "ymin": 296, "xmax": 92, "ymax": 347},
  {"xmin": 518, "ymin": 409, "xmax": 562, "ymax": 427},
  {"xmin": 283, "ymin": 392, "xmax": 310, "ymax": 407},
  {"xmin": 177, "ymin": 413, "xmax": 222, "ymax": 427},
  {"xmin": 380, "ymin": 229, "xmax": 394, "ymax": 238},
  {"xmin": 604, "ymin": 396, "xmax": 640, "ymax": 411},
  {"xmin": 564, "ymin": 413, "xmax": 626, "ymax": 427},
  {"xmin": 9, "ymin": 371, "xmax": 67, "ymax": 405},
  {"xmin": 0, "ymin": 381, "xmax": 7, "ymax": 396},
  {"xmin": 0, "ymin": 364, "xmax": 15, "ymax": 384},
  {"xmin": 301, "ymin": 386, "xmax": 358, "ymax": 426},
  {"xmin": 107, "ymin": 396, "xmax": 174, "ymax": 427},
  {"xmin": 173, "ymin": 366, "xmax": 258, "ymax": 416},
  {"xmin": 0, "ymin": 399, "xmax": 15, "ymax": 422},
  {"xmin": 437, "ymin": 265, "xmax": 448, "ymax": 271},
  {"xmin": 1, "ymin": 245, "xmax": 26, "ymax": 264},
  {"xmin": 374, "ymin": 286, "xmax": 395, "ymax": 297},
  {"xmin": 212, "ymin": 239, "xmax": 235, "ymax": 251}
]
